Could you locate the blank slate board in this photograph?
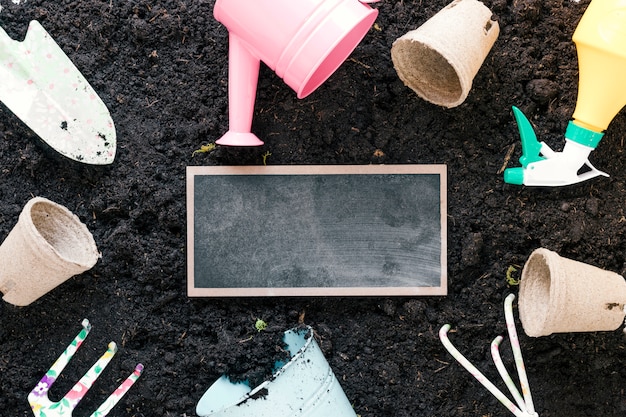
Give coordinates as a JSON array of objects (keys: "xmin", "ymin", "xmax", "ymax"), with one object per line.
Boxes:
[{"xmin": 187, "ymin": 165, "xmax": 447, "ymax": 296}]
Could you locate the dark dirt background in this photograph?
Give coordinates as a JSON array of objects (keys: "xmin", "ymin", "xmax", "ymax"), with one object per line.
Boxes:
[{"xmin": 1, "ymin": 0, "xmax": 626, "ymax": 416}]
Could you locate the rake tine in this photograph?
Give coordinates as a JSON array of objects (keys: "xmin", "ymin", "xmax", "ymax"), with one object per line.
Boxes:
[
  {"xmin": 439, "ymin": 294, "xmax": 539, "ymax": 417},
  {"xmin": 491, "ymin": 335, "xmax": 527, "ymax": 413},
  {"xmin": 439, "ymin": 324, "xmax": 526, "ymax": 417},
  {"xmin": 29, "ymin": 319, "xmax": 92, "ymax": 413},
  {"xmin": 29, "ymin": 319, "xmax": 144, "ymax": 417},
  {"xmin": 63, "ymin": 342, "xmax": 119, "ymax": 409},
  {"xmin": 89, "ymin": 363, "xmax": 144, "ymax": 417},
  {"xmin": 504, "ymin": 294, "xmax": 536, "ymax": 415}
]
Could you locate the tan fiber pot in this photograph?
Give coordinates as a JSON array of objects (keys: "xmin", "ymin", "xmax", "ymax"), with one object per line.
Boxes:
[
  {"xmin": 519, "ymin": 248, "xmax": 626, "ymax": 337},
  {"xmin": 390, "ymin": 0, "xmax": 499, "ymax": 108},
  {"xmin": 0, "ymin": 197, "xmax": 100, "ymax": 306}
]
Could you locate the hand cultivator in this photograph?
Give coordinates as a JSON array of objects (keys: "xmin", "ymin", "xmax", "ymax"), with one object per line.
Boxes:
[
  {"xmin": 28, "ymin": 319, "xmax": 143, "ymax": 417},
  {"xmin": 440, "ymin": 294, "xmax": 538, "ymax": 417}
]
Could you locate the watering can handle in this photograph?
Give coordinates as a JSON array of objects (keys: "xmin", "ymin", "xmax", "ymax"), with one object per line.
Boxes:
[{"xmin": 359, "ymin": 0, "xmax": 381, "ymax": 3}]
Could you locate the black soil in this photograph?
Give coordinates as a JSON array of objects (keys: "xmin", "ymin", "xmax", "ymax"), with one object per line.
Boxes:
[{"xmin": 1, "ymin": 0, "xmax": 626, "ymax": 416}]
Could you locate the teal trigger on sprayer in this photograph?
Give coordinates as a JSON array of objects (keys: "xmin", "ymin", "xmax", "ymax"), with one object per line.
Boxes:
[{"xmin": 504, "ymin": 0, "xmax": 626, "ymax": 187}]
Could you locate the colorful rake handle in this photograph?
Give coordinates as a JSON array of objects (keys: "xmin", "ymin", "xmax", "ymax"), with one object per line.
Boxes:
[{"xmin": 28, "ymin": 319, "xmax": 143, "ymax": 417}]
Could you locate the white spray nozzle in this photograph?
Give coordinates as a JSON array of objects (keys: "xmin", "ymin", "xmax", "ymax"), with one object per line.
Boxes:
[
  {"xmin": 503, "ymin": 107, "xmax": 608, "ymax": 187},
  {"xmin": 515, "ymin": 140, "xmax": 608, "ymax": 187}
]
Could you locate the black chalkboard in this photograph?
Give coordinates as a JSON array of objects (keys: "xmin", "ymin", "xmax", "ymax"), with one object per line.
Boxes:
[{"xmin": 187, "ymin": 165, "xmax": 446, "ymax": 296}]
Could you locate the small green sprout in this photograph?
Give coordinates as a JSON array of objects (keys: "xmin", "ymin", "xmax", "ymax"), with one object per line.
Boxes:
[
  {"xmin": 261, "ymin": 151, "xmax": 271, "ymax": 166},
  {"xmin": 506, "ymin": 265, "xmax": 521, "ymax": 286},
  {"xmin": 255, "ymin": 318, "xmax": 268, "ymax": 332},
  {"xmin": 192, "ymin": 142, "xmax": 216, "ymax": 157}
]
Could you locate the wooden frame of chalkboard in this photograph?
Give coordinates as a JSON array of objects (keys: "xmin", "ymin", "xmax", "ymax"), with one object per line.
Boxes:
[{"xmin": 187, "ymin": 165, "xmax": 447, "ymax": 296}]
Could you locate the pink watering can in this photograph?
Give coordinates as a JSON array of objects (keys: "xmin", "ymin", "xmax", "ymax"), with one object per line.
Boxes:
[{"xmin": 213, "ymin": 0, "xmax": 379, "ymax": 146}]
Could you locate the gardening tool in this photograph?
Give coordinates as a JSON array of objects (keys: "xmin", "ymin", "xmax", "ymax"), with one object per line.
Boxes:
[
  {"xmin": 213, "ymin": 0, "xmax": 379, "ymax": 146},
  {"xmin": 29, "ymin": 319, "xmax": 143, "ymax": 417},
  {"xmin": 440, "ymin": 294, "xmax": 539, "ymax": 417},
  {"xmin": 391, "ymin": 0, "xmax": 499, "ymax": 108},
  {"xmin": 196, "ymin": 325, "xmax": 357, "ymax": 417},
  {"xmin": 0, "ymin": 20, "xmax": 116, "ymax": 164},
  {"xmin": 504, "ymin": 0, "xmax": 626, "ymax": 186}
]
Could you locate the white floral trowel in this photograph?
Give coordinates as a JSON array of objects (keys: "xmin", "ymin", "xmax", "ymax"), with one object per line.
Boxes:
[{"xmin": 0, "ymin": 20, "xmax": 116, "ymax": 164}]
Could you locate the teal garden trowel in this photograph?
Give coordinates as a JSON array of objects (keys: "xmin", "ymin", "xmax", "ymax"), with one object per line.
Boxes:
[{"xmin": 0, "ymin": 20, "xmax": 115, "ymax": 164}]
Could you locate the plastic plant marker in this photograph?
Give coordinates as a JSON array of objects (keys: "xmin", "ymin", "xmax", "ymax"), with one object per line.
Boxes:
[
  {"xmin": 28, "ymin": 319, "xmax": 144, "ymax": 417},
  {"xmin": 439, "ymin": 294, "xmax": 539, "ymax": 417},
  {"xmin": 0, "ymin": 20, "xmax": 116, "ymax": 164}
]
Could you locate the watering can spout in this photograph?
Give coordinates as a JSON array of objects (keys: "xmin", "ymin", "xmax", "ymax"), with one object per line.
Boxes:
[
  {"xmin": 213, "ymin": 0, "xmax": 378, "ymax": 146},
  {"xmin": 215, "ymin": 34, "xmax": 264, "ymax": 147}
]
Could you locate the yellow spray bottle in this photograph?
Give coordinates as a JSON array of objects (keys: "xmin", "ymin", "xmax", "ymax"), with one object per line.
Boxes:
[{"xmin": 504, "ymin": 0, "xmax": 626, "ymax": 186}]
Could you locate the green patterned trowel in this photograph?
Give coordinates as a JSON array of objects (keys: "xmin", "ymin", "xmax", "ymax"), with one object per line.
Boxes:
[{"xmin": 0, "ymin": 21, "xmax": 116, "ymax": 164}]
